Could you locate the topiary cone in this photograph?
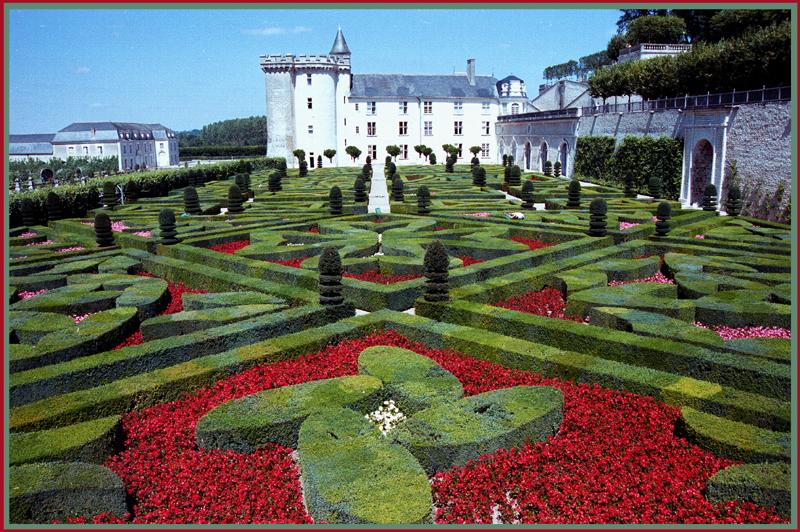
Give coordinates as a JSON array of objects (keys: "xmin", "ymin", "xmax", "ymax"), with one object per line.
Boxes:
[
  {"xmin": 45, "ymin": 191, "xmax": 63, "ymax": 221},
  {"xmin": 159, "ymin": 208, "xmax": 181, "ymax": 245},
  {"xmin": 124, "ymin": 180, "xmax": 139, "ymax": 202},
  {"xmin": 702, "ymin": 183, "xmax": 718, "ymax": 211},
  {"xmin": 329, "ymin": 186, "xmax": 343, "ymax": 215},
  {"xmin": 554, "ymin": 161, "xmax": 562, "ymax": 178},
  {"xmin": 424, "ymin": 240, "xmax": 449, "ymax": 302},
  {"xmin": 184, "ymin": 186, "xmax": 202, "ymax": 215},
  {"xmin": 544, "ymin": 161, "xmax": 553, "ymax": 177},
  {"xmin": 655, "ymin": 201, "xmax": 671, "ymax": 237},
  {"xmin": 567, "ymin": 179, "xmax": 582, "ymax": 208},
  {"xmin": 726, "ymin": 185, "xmax": 742, "ymax": 216},
  {"xmin": 648, "ymin": 176, "xmax": 662, "ymax": 199},
  {"xmin": 94, "ymin": 212, "xmax": 115, "ymax": 247},
  {"xmin": 391, "ymin": 175, "xmax": 404, "ymax": 202},
  {"xmin": 227, "ymin": 185, "xmax": 245, "ymax": 213},
  {"xmin": 508, "ymin": 165, "xmax": 522, "ymax": 187},
  {"xmin": 473, "ymin": 166, "xmax": 486, "ymax": 187},
  {"xmin": 268, "ymin": 171, "xmax": 282, "ymax": 192},
  {"xmin": 102, "ymin": 181, "xmax": 119, "ymax": 209},
  {"xmin": 587, "ymin": 198, "xmax": 607, "ymax": 237},
  {"xmin": 354, "ymin": 177, "xmax": 367, "ymax": 203},
  {"xmin": 521, "ymin": 180, "xmax": 535, "ymax": 209},
  {"xmin": 623, "ymin": 175, "xmax": 637, "ymax": 198},
  {"xmin": 318, "ymin": 247, "xmax": 344, "ymax": 306},
  {"xmin": 21, "ymin": 198, "xmax": 38, "ymax": 227},
  {"xmin": 417, "ymin": 185, "xmax": 431, "ymax": 215}
]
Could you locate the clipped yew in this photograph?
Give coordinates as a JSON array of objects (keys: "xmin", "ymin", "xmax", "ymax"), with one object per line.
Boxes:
[
  {"xmin": 21, "ymin": 198, "xmax": 37, "ymax": 227},
  {"xmin": 391, "ymin": 175, "xmax": 404, "ymax": 202},
  {"xmin": 184, "ymin": 186, "xmax": 202, "ymax": 215},
  {"xmin": 102, "ymin": 182, "xmax": 119, "ymax": 209},
  {"xmin": 45, "ymin": 192, "xmax": 63, "ymax": 221},
  {"xmin": 227, "ymin": 185, "xmax": 245, "ymax": 213},
  {"xmin": 726, "ymin": 185, "xmax": 742, "ymax": 216},
  {"xmin": 424, "ymin": 240, "xmax": 449, "ymax": 302},
  {"xmin": 124, "ymin": 180, "xmax": 139, "ymax": 202},
  {"xmin": 473, "ymin": 166, "xmax": 486, "ymax": 187},
  {"xmin": 567, "ymin": 179, "xmax": 582, "ymax": 208},
  {"xmin": 703, "ymin": 183, "xmax": 718, "ymax": 211},
  {"xmin": 544, "ymin": 160, "xmax": 553, "ymax": 176},
  {"xmin": 318, "ymin": 247, "xmax": 344, "ymax": 306},
  {"xmin": 648, "ymin": 176, "xmax": 662, "ymax": 199},
  {"xmin": 521, "ymin": 180, "xmax": 535, "ymax": 209},
  {"xmin": 655, "ymin": 201, "xmax": 671, "ymax": 236},
  {"xmin": 269, "ymin": 171, "xmax": 282, "ymax": 192},
  {"xmin": 94, "ymin": 212, "xmax": 115, "ymax": 247},
  {"xmin": 508, "ymin": 165, "xmax": 522, "ymax": 187},
  {"xmin": 588, "ymin": 198, "xmax": 608, "ymax": 237},
  {"xmin": 554, "ymin": 161, "xmax": 562, "ymax": 178},
  {"xmin": 417, "ymin": 185, "xmax": 431, "ymax": 214},
  {"xmin": 354, "ymin": 177, "xmax": 367, "ymax": 203},
  {"xmin": 299, "ymin": 160, "xmax": 308, "ymax": 177},
  {"xmin": 159, "ymin": 208, "xmax": 181, "ymax": 245},
  {"xmin": 329, "ymin": 186, "xmax": 343, "ymax": 215}
]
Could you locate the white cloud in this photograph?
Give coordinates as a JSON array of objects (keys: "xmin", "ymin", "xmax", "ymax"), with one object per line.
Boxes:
[
  {"xmin": 74, "ymin": 66, "xmax": 91, "ymax": 75},
  {"xmin": 241, "ymin": 25, "xmax": 311, "ymax": 36}
]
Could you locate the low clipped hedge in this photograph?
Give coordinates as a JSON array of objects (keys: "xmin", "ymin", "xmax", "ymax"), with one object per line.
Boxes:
[
  {"xmin": 706, "ymin": 462, "xmax": 790, "ymax": 518},
  {"xmin": 9, "ymin": 462, "xmax": 128, "ymax": 523},
  {"xmin": 179, "ymin": 145, "xmax": 267, "ymax": 158},
  {"xmin": 676, "ymin": 407, "xmax": 790, "ymax": 463},
  {"xmin": 9, "ymin": 415, "xmax": 122, "ymax": 466}
]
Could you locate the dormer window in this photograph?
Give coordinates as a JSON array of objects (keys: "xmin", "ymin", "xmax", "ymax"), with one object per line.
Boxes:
[{"xmin": 511, "ymin": 103, "xmax": 520, "ymax": 115}]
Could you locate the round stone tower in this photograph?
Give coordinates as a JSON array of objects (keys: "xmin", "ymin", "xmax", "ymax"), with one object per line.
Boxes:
[{"xmin": 260, "ymin": 29, "xmax": 352, "ymax": 167}]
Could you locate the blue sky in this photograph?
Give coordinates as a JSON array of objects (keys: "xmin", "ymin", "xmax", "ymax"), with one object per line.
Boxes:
[{"xmin": 8, "ymin": 7, "xmax": 619, "ymax": 133}]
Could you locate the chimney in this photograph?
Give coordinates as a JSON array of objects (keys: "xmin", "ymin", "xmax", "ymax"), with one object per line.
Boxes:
[{"xmin": 466, "ymin": 58, "xmax": 476, "ymax": 86}]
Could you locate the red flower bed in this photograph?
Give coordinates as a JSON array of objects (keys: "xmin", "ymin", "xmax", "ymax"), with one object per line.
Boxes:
[
  {"xmin": 343, "ymin": 270, "xmax": 422, "ymax": 284},
  {"xmin": 458, "ymin": 255, "xmax": 484, "ymax": 267},
  {"xmin": 494, "ymin": 287, "xmax": 584, "ymax": 322},
  {"xmin": 96, "ymin": 330, "xmax": 783, "ymax": 524},
  {"xmin": 209, "ymin": 240, "xmax": 250, "ymax": 254},
  {"xmin": 268, "ymin": 257, "xmax": 307, "ymax": 268},
  {"xmin": 510, "ymin": 237, "xmax": 553, "ymax": 251},
  {"xmin": 112, "ymin": 275, "xmax": 208, "ymax": 350},
  {"xmin": 434, "ymin": 226, "xmax": 447, "ymax": 232},
  {"xmin": 308, "ymin": 226, "xmax": 320, "ymax": 234}
]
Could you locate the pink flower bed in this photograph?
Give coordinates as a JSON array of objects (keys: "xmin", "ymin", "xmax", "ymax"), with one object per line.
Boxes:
[
  {"xmin": 18, "ymin": 289, "xmax": 47, "ymax": 300},
  {"xmin": 463, "ymin": 212, "xmax": 492, "ymax": 217},
  {"xmin": 608, "ymin": 271, "xmax": 674, "ymax": 286},
  {"xmin": 618, "ymin": 221, "xmax": 640, "ymax": 231},
  {"xmin": 72, "ymin": 313, "xmax": 94, "ymax": 324},
  {"xmin": 57, "ymin": 246, "xmax": 85, "ymax": 253},
  {"xmin": 20, "ymin": 231, "xmax": 38, "ymax": 237},
  {"xmin": 134, "ymin": 231, "xmax": 153, "ymax": 238},
  {"xmin": 694, "ymin": 322, "xmax": 790, "ymax": 340},
  {"xmin": 26, "ymin": 240, "xmax": 54, "ymax": 246},
  {"xmin": 694, "ymin": 234, "xmax": 705, "ymax": 239}
]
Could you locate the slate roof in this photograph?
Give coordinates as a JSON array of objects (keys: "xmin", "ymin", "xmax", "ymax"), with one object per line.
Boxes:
[
  {"xmin": 53, "ymin": 122, "xmax": 175, "ymax": 143},
  {"xmin": 9, "ymin": 134, "xmax": 55, "ymax": 155},
  {"xmin": 330, "ymin": 28, "xmax": 351, "ymax": 55},
  {"xmin": 350, "ymin": 74, "xmax": 498, "ymax": 99}
]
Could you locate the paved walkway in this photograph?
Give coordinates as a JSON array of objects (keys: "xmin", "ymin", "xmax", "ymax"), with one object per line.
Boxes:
[{"xmin": 368, "ymin": 164, "xmax": 391, "ymax": 214}]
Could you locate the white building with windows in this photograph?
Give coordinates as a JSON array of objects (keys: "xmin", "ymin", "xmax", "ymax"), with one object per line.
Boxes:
[
  {"xmin": 49, "ymin": 122, "xmax": 179, "ymax": 171},
  {"xmin": 261, "ymin": 29, "xmax": 523, "ymax": 167}
]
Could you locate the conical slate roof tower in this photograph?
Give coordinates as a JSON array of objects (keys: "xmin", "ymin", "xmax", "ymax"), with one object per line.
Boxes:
[{"xmin": 330, "ymin": 27, "xmax": 350, "ymax": 55}]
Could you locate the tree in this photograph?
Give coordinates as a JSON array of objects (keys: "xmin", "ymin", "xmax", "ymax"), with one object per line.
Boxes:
[
  {"xmin": 428, "ymin": 153, "xmax": 437, "ymax": 165},
  {"xmin": 544, "ymin": 161, "xmax": 553, "ymax": 177},
  {"xmin": 445, "ymin": 155, "xmax": 455, "ymax": 173},
  {"xmin": 318, "ymin": 247, "xmax": 344, "ymax": 307},
  {"xmin": 473, "ymin": 166, "xmax": 486, "ymax": 187},
  {"xmin": 578, "ymin": 51, "xmax": 611, "ymax": 79},
  {"xmin": 184, "ymin": 186, "xmax": 202, "ymax": 215},
  {"xmin": 417, "ymin": 185, "xmax": 431, "ymax": 214},
  {"xmin": 124, "ymin": 180, "xmax": 140, "ymax": 202},
  {"xmin": 606, "ymin": 34, "xmax": 628, "ymax": 61},
  {"xmin": 345, "ymin": 145, "xmax": 362, "ymax": 162},
  {"xmin": 354, "ymin": 177, "xmax": 367, "ymax": 203},
  {"xmin": 292, "ymin": 149, "xmax": 306, "ymax": 164},
  {"xmin": 702, "ymin": 183, "xmax": 718, "ymax": 211},
  {"xmin": 329, "ymin": 186, "xmax": 343, "ymax": 215},
  {"xmin": 391, "ymin": 175, "xmax": 404, "ymax": 202},
  {"xmin": 521, "ymin": 180, "xmax": 535, "ymax": 209},
  {"xmin": 268, "ymin": 171, "xmax": 282, "ymax": 192},
  {"xmin": 554, "ymin": 161, "xmax": 562, "ymax": 178},
  {"xmin": 423, "ymin": 241, "xmax": 449, "ymax": 302},
  {"xmin": 21, "ymin": 198, "xmax": 37, "ymax": 227},
  {"xmin": 317, "ymin": 155, "xmax": 323, "ymax": 168},
  {"xmin": 45, "ymin": 191, "xmax": 63, "ymax": 221},
  {"xmin": 706, "ymin": 9, "xmax": 789, "ymax": 42},
  {"xmin": 94, "ymin": 212, "xmax": 115, "ymax": 247},
  {"xmin": 469, "ymin": 146, "xmax": 481, "ymax": 157},
  {"xmin": 102, "ymin": 182, "xmax": 118, "ymax": 209},
  {"xmin": 508, "ymin": 165, "xmax": 522, "ymax": 187},
  {"xmin": 299, "ymin": 160, "xmax": 308, "ymax": 177},
  {"xmin": 227, "ymin": 185, "xmax": 245, "ymax": 213},
  {"xmin": 648, "ymin": 176, "xmax": 662, "ymax": 199},
  {"xmin": 422, "ymin": 147, "xmax": 433, "ymax": 161},
  {"xmin": 323, "ymin": 149, "xmax": 337, "ymax": 163},
  {"xmin": 386, "ymin": 145, "xmax": 401, "ymax": 160},
  {"xmin": 626, "ymin": 15, "xmax": 687, "ymax": 45},
  {"xmin": 567, "ymin": 179, "xmax": 582, "ymax": 208},
  {"xmin": 159, "ymin": 209, "xmax": 181, "ymax": 245},
  {"xmin": 615, "ymin": 9, "xmax": 669, "ymax": 35},
  {"xmin": 726, "ymin": 185, "xmax": 742, "ymax": 216},
  {"xmin": 502, "ymin": 154, "xmax": 509, "ymax": 167},
  {"xmin": 177, "ymin": 115, "xmax": 266, "ymax": 147},
  {"xmin": 655, "ymin": 201, "xmax": 671, "ymax": 236},
  {"xmin": 588, "ymin": 199, "xmax": 608, "ymax": 237}
]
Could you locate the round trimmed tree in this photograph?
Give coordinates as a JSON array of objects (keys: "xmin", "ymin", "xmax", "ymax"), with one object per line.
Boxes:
[
  {"xmin": 318, "ymin": 247, "xmax": 344, "ymax": 306},
  {"xmin": 184, "ymin": 186, "xmax": 202, "ymax": 215},
  {"xmin": 124, "ymin": 180, "xmax": 139, "ymax": 202},
  {"xmin": 429, "ymin": 153, "xmax": 437, "ymax": 165},
  {"xmin": 21, "ymin": 198, "xmax": 38, "ymax": 227},
  {"xmin": 159, "ymin": 209, "xmax": 181, "ymax": 245},
  {"xmin": 726, "ymin": 185, "xmax": 742, "ymax": 216},
  {"xmin": 391, "ymin": 175, "xmax": 404, "ymax": 202},
  {"xmin": 655, "ymin": 201, "xmax": 671, "ymax": 236},
  {"xmin": 544, "ymin": 161, "xmax": 553, "ymax": 177},
  {"xmin": 102, "ymin": 182, "xmax": 119, "ymax": 209},
  {"xmin": 508, "ymin": 165, "xmax": 522, "ymax": 187},
  {"xmin": 354, "ymin": 177, "xmax": 367, "ymax": 203},
  {"xmin": 417, "ymin": 185, "xmax": 431, "ymax": 214},
  {"xmin": 567, "ymin": 179, "xmax": 582, "ymax": 208},
  {"xmin": 521, "ymin": 180, "xmax": 535, "ymax": 209},
  {"xmin": 702, "ymin": 183, "xmax": 718, "ymax": 211},
  {"xmin": 424, "ymin": 240, "xmax": 449, "ymax": 302},
  {"xmin": 299, "ymin": 160, "xmax": 308, "ymax": 177},
  {"xmin": 45, "ymin": 191, "xmax": 63, "ymax": 221},
  {"xmin": 329, "ymin": 186, "xmax": 343, "ymax": 215},
  {"xmin": 588, "ymin": 198, "xmax": 607, "ymax": 237},
  {"xmin": 648, "ymin": 176, "xmax": 662, "ymax": 199},
  {"xmin": 554, "ymin": 161, "xmax": 562, "ymax": 178},
  {"xmin": 269, "ymin": 171, "xmax": 282, "ymax": 192},
  {"xmin": 94, "ymin": 212, "xmax": 115, "ymax": 247}
]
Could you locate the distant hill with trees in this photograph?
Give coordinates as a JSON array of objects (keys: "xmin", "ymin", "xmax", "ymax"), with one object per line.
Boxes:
[{"xmin": 178, "ymin": 116, "xmax": 266, "ymax": 147}]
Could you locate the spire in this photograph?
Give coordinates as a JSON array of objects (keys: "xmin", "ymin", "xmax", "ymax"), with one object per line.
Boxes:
[{"xmin": 330, "ymin": 27, "xmax": 350, "ymax": 55}]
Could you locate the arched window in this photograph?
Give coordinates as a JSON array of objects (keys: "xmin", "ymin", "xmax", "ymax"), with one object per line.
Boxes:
[{"xmin": 511, "ymin": 103, "xmax": 519, "ymax": 115}]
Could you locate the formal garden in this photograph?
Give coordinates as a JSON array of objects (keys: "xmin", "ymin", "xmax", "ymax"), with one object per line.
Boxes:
[{"xmin": 6, "ymin": 155, "xmax": 792, "ymax": 525}]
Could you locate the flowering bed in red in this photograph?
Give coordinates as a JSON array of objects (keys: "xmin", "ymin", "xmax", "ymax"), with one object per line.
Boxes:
[
  {"xmin": 267, "ymin": 257, "xmax": 308, "ymax": 268},
  {"xmin": 94, "ymin": 330, "xmax": 782, "ymax": 524},
  {"xmin": 494, "ymin": 287, "xmax": 584, "ymax": 322},
  {"xmin": 112, "ymin": 274, "xmax": 208, "ymax": 350},
  {"xmin": 343, "ymin": 270, "xmax": 423, "ymax": 284},
  {"xmin": 308, "ymin": 226, "xmax": 320, "ymax": 234},
  {"xmin": 458, "ymin": 255, "xmax": 484, "ymax": 267},
  {"xmin": 509, "ymin": 237, "xmax": 553, "ymax": 251},
  {"xmin": 208, "ymin": 240, "xmax": 250, "ymax": 254}
]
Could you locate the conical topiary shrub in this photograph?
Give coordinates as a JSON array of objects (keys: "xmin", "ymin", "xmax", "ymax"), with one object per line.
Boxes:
[
  {"xmin": 361, "ymin": 164, "xmax": 371, "ymax": 181},
  {"xmin": 184, "ymin": 186, "xmax": 202, "ymax": 215},
  {"xmin": 94, "ymin": 212, "xmax": 115, "ymax": 247},
  {"xmin": 726, "ymin": 185, "xmax": 742, "ymax": 216},
  {"xmin": 503, "ymin": 165, "xmax": 512, "ymax": 184},
  {"xmin": 544, "ymin": 161, "xmax": 553, "ymax": 177},
  {"xmin": 424, "ymin": 240, "xmax": 449, "ymax": 302},
  {"xmin": 124, "ymin": 180, "xmax": 139, "ymax": 202},
  {"xmin": 655, "ymin": 201, "xmax": 671, "ymax": 237},
  {"xmin": 391, "ymin": 175, "xmax": 404, "ymax": 202},
  {"xmin": 587, "ymin": 198, "xmax": 607, "ymax": 237},
  {"xmin": 702, "ymin": 183, "xmax": 718, "ymax": 211},
  {"xmin": 521, "ymin": 180, "xmax": 535, "ymax": 209},
  {"xmin": 554, "ymin": 161, "xmax": 562, "ymax": 178},
  {"xmin": 445, "ymin": 155, "xmax": 455, "ymax": 173},
  {"xmin": 268, "ymin": 171, "xmax": 282, "ymax": 192},
  {"xmin": 470, "ymin": 156, "xmax": 480, "ymax": 168},
  {"xmin": 354, "ymin": 177, "xmax": 367, "ymax": 203},
  {"xmin": 623, "ymin": 175, "xmax": 637, "ymax": 198},
  {"xmin": 276, "ymin": 159, "xmax": 287, "ymax": 179},
  {"xmin": 102, "ymin": 181, "xmax": 119, "ymax": 209},
  {"xmin": 648, "ymin": 176, "xmax": 662, "ymax": 199},
  {"xmin": 385, "ymin": 161, "xmax": 397, "ymax": 178},
  {"xmin": 227, "ymin": 185, "xmax": 245, "ymax": 213},
  {"xmin": 317, "ymin": 155, "xmax": 323, "ymax": 168},
  {"xmin": 502, "ymin": 154, "xmax": 509, "ymax": 167},
  {"xmin": 318, "ymin": 247, "xmax": 344, "ymax": 307},
  {"xmin": 417, "ymin": 185, "xmax": 431, "ymax": 214},
  {"xmin": 45, "ymin": 191, "xmax": 63, "ymax": 221},
  {"xmin": 508, "ymin": 165, "xmax": 522, "ymax": 187},
  {"xmin": 473, "ymin": 166, "xmax": 486, "ymax": 187},
  {"xmin": 429, "ymin": 153, "xmax": 437, "ymax": 165},
  {"xmin": 299, "ymin": 160, "xmax": 308, "ymax": 177},
  {"xmin": 159, "ymin": 208, "xmax": 181, "ymax": 245},
  {"xmin": 329, "ymin": 186, "xmax": 343, "ymax": 215},
  {"xmin": 567, "ymin": 179, "xmax": 581, "ymax": 208},
  {"xmin": 21, "ymin": 198, "xmax": 37, "ymax": 227}
]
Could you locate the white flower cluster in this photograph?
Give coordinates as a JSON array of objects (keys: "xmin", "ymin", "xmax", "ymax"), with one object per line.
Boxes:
[{"xmin": 365, "ymin": 400, "xmax": 406, "ymax": 437}]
